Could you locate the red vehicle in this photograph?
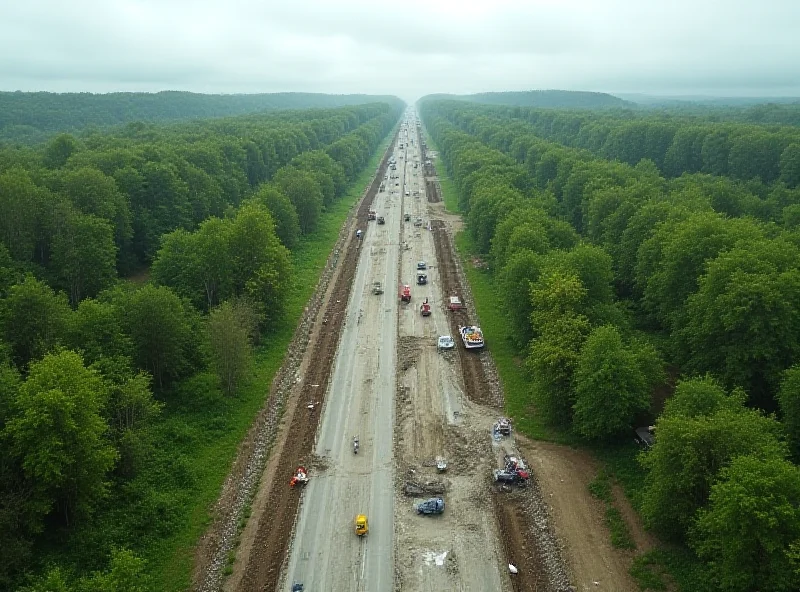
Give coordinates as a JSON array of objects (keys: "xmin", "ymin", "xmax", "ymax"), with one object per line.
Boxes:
[
  {"xmin": 420, "ymin": 301, "xmax": 431, "ymax": 316},
  {"xmin": 447, "ymin": 296, "xmax": 464, "ymax": 311},
  {"xmin": 290, "ymin": 466, "xmax": 309, "ymax": 487},
  {"xmin": 400, "ymin": 285, "xmax": 411, "ymax": 303}
]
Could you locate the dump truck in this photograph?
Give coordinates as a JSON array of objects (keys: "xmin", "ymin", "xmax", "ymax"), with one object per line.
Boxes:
[
  {"xmin": 447, "ymin": 296, "xmax": 463, "ymax": 311},
  {"xmin": 420, "ymin": 301, "xmax": 431, "ymax": 317},
  {"xmin": 400, "ymin": 285, "xmax": 411, "ymax": 303}
]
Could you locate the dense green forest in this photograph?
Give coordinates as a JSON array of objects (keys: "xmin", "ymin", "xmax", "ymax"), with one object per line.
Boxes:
[
  {"xmin": 0, "ymin": 91, "xmax": 401, "ymax": 144},
  {"xmin": 0, "ymin": 97, "xmax": 403, "ymax": 590},
  {"xmin": 419, "ymin": 98, "xmax": 800, "ymax": 591},
  {"xmin": 424, "ymin": 90, "xmax": 631, "ymax": 109}
]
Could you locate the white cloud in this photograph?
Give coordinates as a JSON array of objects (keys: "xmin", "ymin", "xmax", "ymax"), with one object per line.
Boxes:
[{"xmin": 0, "ymin": 0, "xmax": 797, "ymax": 100}]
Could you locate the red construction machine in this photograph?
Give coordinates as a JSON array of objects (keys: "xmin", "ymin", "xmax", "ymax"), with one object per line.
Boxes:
[
  {"xmin": 400, "ymin": 284, "xmax": 411, "ymax": 303},
  {"xmin": 289, "ymin": 466, "xmax": 309, "ymax": 487}
]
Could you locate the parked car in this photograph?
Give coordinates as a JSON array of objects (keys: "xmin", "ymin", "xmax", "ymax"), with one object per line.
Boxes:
[
  {"xmin": 437, "ymin": 336, "xmax": 455, "ymax": 351},
  {"xmin": 417, "ymin": 261, "xmax": 427, "ymax": 270}
]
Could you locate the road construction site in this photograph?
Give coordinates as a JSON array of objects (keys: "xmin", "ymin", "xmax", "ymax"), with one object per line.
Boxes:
[{"xmin": 195, "ymin": 108, "xmax": 648, "ymax": 592}]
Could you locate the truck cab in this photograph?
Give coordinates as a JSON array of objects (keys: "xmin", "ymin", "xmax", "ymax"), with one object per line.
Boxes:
[{"xmin": 355, "ymin": 514, "xmax": 368, "ymax": 536}]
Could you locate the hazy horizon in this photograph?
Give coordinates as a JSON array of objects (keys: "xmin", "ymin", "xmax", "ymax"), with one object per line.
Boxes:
[{"xmin": 2, "ymin": 0, "xmax": 798, "ymax": 103}]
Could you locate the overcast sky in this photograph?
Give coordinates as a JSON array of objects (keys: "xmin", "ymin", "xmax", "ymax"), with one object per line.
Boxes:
[{"xmin": 1, "ymin": 0, "xmax": 797, "ymax": 101}]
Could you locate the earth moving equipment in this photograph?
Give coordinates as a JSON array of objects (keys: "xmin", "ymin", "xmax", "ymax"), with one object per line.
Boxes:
[
  {"xmin": 400, "ymin": 285, "xmax": 411, "ymax": 303},
  {"xmin": 459, "ymin": 325, "xmax": 484, "ymax": 349},
  {"xmin": 504, "ymin": 455, "xmax": 527, "ymax": 472},
  {"xmin": 355, "ymin": 514, "xmax": 369, "ymax": 536},
  {"xmin": 415, "ymin": 497, "xmax": 445, "ymax": 515},
  {"xmin": 290, "ymin": 466, "xmax": 309, "ymax": 487},
  {"xmin": 447, "ymin": 296, "xmax": 464, "ymax": 311},
  {"xmin": 372, "ymin": 282, "xmax": 384, "ymax": 295},
  {"xmin": 417, "ymin": 273, "xmax": 427, "ymax": 285},
  {"xmin": 494, "ymin": 417, "xmax": 512, "ymax": 436},
  {"xmin": 420, "ymin": 301, "xmax": 431, "ymax": 317},
  {"xmin": 493, "ymin": 467, "xmax": 529, "ymax": 487}
]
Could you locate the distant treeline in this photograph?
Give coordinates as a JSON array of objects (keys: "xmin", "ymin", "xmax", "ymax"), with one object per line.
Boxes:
[
  {"xmin": 0, "ymin": 91, "xmax": 402, "ymax": 144},
  {"xmin": 421, "ymin": 90, "xmax": 632, "ymax": 109},
  {"xmin": 433, "ymin": 101, "xmax": 800, "ymax": 186}
]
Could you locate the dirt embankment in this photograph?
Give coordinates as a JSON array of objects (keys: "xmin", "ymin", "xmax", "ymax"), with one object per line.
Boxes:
[{"xmin": 193, "ymin": 133, "xmax": 398, "ymax": 592}]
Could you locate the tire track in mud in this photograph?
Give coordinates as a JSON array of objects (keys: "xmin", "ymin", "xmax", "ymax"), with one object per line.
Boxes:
[
  {"xmin": 223, "ymin": 133, "xmax": 398, "ymax": 592},
  {"xmin": 429, "ymin": 219, "xmax": 496, "ymax": 409}
]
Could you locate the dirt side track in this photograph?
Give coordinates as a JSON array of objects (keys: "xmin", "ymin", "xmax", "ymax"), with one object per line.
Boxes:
[{"xmin": 193, "ymin": 132, "xmax": 397, "ymax": 592}]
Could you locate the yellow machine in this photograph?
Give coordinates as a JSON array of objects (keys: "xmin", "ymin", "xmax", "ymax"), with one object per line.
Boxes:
[{"xmin": 355, "ymin": 514, "xmax": 368, "ymax": 536}]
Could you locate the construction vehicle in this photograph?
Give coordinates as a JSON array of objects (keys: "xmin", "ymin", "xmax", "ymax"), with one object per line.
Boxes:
[
  {"xmin": 289, "ymin": 466, "xmax": 309, "ymax": 487},
  {"xmin": 437, "ymin": 335, "xmax": 455, "ymax": 351},
  {"xmin": 493, "ymin": 468, "xmax": 529, "ymax": 487},
  {"xmin": 414, "ymin": 497, "xmax": 445, "ymax": 515},
  {"xmin": 459, "ymin": 325, "xmax": 484, "ymax": 349},
  {"xmin": 400, "ymin": 285, "xmax": 411, "ymax": 303},
  {"xmin": 355, "ymin": 514, "xmax": 369, "ymax": 536},
  {"xmin": 417, "ymin": 273, "xmax": 427, "ymax": 285},
  {"xmin": 372, "ymin": 281, "xmax": 384, "ymax": 295},
  {"xmin": 420, "ymin": 301, "xmax": 431, "ymax": 317},
  {"xmin": 368, "ymin": 210, "xmax": 377, "ymax": 221},
  {"xmin": 447, "ymin": 296, "xmax": 463, "ymax": 311},
  {"xmin": 494, "ymin": 417, "xmax": 512, "ymax": 436},
  {"xmin": 377, "ymin": 216, "xmax": 385, "ymax": 225}
]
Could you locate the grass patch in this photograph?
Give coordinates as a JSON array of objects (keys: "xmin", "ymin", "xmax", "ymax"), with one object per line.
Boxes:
[
  {"xmin": 420, "ymin": 128, "xmax": 459, "ymax": 213},
  {"xmin": 588, "ymin": 469, "xmax": 613, "ymax": 503},
  {"xmin": 630, "ymin": 551, "xmax": 668, "ymax": 591},
  {"xmin": 595, "ymin": 443, "xmax": 649, "ymax": 511},
  {"xmin": 588, "ymin": 468, "xmax": 636, "ymax": 550},
  {"xmin": 606, "ymin": 507, "xmax": 636, "ymax": 550}
]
